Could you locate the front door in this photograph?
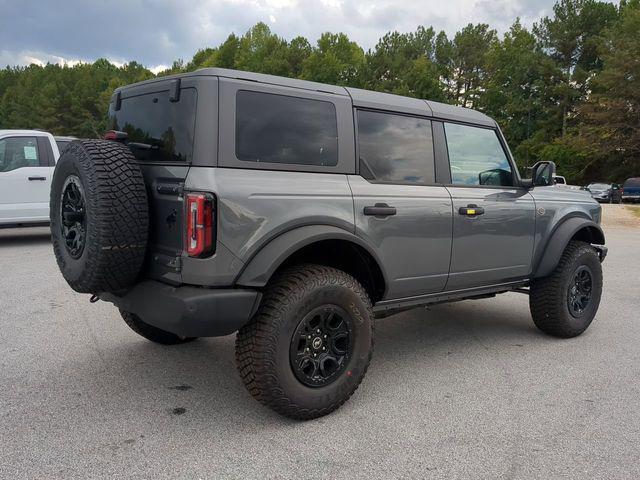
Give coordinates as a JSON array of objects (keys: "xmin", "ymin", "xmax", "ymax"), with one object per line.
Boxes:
[
  {"xmin": 441, "ymin": 122, "xmax": 536, "ymax": 290},
  {"xmin": 351, "ymin": 109, "xmax": 452, "ymax": 300},
  {"xmin": 0, "ymin": 135, "xmax": 54, "ymax": 224}
]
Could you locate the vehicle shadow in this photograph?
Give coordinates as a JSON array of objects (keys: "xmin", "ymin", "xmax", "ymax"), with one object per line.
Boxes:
[
  {"xmin": 70, "ymin": 298, "xmax": 545, "ymax": 423},
  {"xmin": 0, "ymin": 226, "xmax": 51, "ymax": 247}
]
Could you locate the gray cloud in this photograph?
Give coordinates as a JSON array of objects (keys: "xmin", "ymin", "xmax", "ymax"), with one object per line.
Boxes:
[{"xmin": 0, "ymin": 0, "xmax": 615, "ymax": 68}]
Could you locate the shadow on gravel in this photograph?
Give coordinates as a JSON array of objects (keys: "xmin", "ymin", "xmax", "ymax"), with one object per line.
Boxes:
[
  {"xmin": 67, "ymin": 298, "xmax": 543, "ymax": 420},
  {"xmin": 0, "ymin": 227, "xmax": 51, "ymax": 247}
]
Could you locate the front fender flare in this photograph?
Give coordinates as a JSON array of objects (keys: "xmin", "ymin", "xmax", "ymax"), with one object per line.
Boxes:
[
  {"xmin": 533, "ymin": 217, "xmax": 605, "ymax": 278},
  {"xmin": 234, "ymin": 225, "xmax": 388, "ymax": 289}
]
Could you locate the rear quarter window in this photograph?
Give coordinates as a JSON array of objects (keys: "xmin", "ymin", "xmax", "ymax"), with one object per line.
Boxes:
[
  {"xmin": 235, "ymin": 90, "xmax": 338, "ymax": 167},
  {"xmin": 107, "ymin": 88, "xmax": 197, "ymax": 163}
]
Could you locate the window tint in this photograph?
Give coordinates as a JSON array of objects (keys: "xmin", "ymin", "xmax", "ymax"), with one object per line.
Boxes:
[
  {"xmin": 357, "ymin": 110, "xmax": 434, "ymax": 184},
  {"xmin": 0, "ymin": 137, "xmax": 40, "ymax": 172},
  {"xmin": 444, "ymin": 123, "xmax": 513, "ymax": 187},
  {"xmin": 236, "ymin": 90, "xmax": 338, "ymax": 166},
  {"xmin": 107, "ymin": 88, "xmax": 197, "ymax": 162}
]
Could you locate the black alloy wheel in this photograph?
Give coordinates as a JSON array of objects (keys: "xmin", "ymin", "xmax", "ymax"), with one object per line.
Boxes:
[
  {"xmin": 289, "ymin": 305, "xmax": 354, "ymax": 387},
  {"xmin": 60, "ymin": 175, "xmax": 86, "ymax": 259},
  {"xmin": 567, "ymin": 265, "xmax": 593, "ymax": 318}
]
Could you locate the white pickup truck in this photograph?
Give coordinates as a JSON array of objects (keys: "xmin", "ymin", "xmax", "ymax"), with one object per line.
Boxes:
[{"xmin": 0, "ymin": 130, "xmax": 64, "ymax": 227}]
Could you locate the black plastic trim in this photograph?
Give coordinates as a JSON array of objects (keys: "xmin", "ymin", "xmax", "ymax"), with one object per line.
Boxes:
[{"xmin": 99, "ymin": 281, "xmax": 261, "ymax": 337}]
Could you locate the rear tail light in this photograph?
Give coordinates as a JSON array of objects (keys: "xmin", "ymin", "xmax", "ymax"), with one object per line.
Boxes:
[{"xmin": 186, "ymin": 193, "xmax": 215, "ymax": 257}]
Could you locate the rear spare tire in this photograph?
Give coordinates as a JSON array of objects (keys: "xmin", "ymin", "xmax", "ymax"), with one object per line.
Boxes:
[{"xmin": 50, "ymin": 139, "xmax": 149, "ymax": 294}]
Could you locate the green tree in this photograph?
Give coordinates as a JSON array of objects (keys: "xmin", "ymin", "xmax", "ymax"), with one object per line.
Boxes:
[
  {"xmin": 565, "ymin": 0, "xmax": 640, "ymax": 182},
  {"xmin": 438, "ymin": 24, "xmax": 497, "ymax": 108},
  {"xmin": 479, "ymin": 20, "xmax": 559, "ymax": 167},
  {"xmin": 301, "ymin": 32, "xmax": 364, "ymax": 85},
  {"xmin": 534, "ymin": 0, "xmax": 618, "ymax": 137},
  {"xmin": 365, "ymin": 27, "xmax": 444, "ymax": 99}
]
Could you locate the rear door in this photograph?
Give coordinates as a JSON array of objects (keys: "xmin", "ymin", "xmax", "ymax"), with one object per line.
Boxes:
[
  {"xmin": 350, "ymin": 109, "xmax": 453, "ymax": 299},
  {"xmin": 0, "ymin": 134, "xmax": 55, "ymax": 224},
  {"xmin": 441, "ymin": 122, "xmax": 535, "ymax": 290}
]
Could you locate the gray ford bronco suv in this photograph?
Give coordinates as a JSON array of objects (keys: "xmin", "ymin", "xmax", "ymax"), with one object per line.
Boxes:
[{"xmin": 50, "ymin": 68, "xmax": 607, "ymax": 419}]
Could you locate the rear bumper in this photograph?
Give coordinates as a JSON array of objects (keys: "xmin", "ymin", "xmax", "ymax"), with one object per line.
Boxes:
[{"xmin": 100, "ymin": 281, "xmax": 262, "ymax": 337}]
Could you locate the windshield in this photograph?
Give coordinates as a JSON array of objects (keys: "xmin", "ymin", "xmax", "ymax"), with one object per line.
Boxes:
[{"xmin": 588, "ymin": 183, "xmax": 609, "ymax": 190}]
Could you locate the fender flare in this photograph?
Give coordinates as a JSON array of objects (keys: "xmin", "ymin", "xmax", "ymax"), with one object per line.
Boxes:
[
  {"xmin": 235, "ymin": 225, "xmax": 388, "ymax": 289},
  {"xmin": 533, "ymin": 217, "xmax": 605, "ymax": 278}
]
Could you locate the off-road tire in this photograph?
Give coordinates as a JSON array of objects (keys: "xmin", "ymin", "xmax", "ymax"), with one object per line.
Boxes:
[
  {"xmin": 530, "ymin": 240, "xmax": 602, "ymax": 338},
  {"xmin": 235, "ymin": 264, "xmax": 374, "ymax": 420},
  {"xmin": 50, "ymin": 140, "xmax": 148, "ymax": 294},
  {"xmin": 120, "ymin": 311, "xmax": 197, "ymax": 345}
]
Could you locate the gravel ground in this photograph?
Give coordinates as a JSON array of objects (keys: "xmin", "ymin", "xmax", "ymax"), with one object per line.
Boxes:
[
  {"xmin": 601, "ymin": 203, "xmax": 640, "ymax": 228},
  {"xmin": 1, "ymin": 223, "xmax": 639, "ymax": 480}
]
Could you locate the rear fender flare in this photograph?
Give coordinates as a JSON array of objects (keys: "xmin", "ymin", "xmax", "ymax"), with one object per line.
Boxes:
[{"xmin": 235, "ymin": 225, "xmax": 388, "ymax": 290}]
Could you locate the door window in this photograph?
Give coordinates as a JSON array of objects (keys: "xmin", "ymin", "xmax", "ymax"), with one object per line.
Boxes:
[
  {"xmin": 357, "ymin": 110, "xmax": 434, "ymax": 184},
  {"xmin": 444, "ymin": 123, "xmax": 513, "ymax": 187},
  {"xmin": 0, "ymin": 137, "xmax": 40, "ymax": 172}
]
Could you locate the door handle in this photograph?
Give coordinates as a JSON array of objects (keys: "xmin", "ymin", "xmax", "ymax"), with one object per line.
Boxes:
[
  {"xmin": 28, "ymin": 176, "xmax": 47, "ymax": 181},
  {"xmin": 364, "ymin": 203, "xmax": 396, "ymax": 217},
  {"xmin": 459, "ymin": 204, "xmax": 484, "ymax": 216}
]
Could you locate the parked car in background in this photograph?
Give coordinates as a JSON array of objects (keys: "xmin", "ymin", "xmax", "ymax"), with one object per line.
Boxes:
[
  {"xmin": 586, "ymin": 182, "xmax": 622, "ymax": 203},
  {"xmin": 54, "ymin": 136, "xmax": 77, "ymax": 154},
  {"xmin": 553, "ymin": 174, "xmax": 583, "ymax": 191},
  {"xmin": 621, "ymin": 177, "xmax": 640, "ymax": 203},
  {"xmin": 553, "ymin": 175, "xmax": 567, "ymax": 185},
  {"xmin": 0, "ymin": 129, "xmax": 60, "ymax": 227}
]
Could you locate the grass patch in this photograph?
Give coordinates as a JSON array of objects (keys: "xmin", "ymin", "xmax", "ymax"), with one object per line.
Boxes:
[{"xmin": 625, "ymin": 206, "xmax": 640, "ymax": 218}]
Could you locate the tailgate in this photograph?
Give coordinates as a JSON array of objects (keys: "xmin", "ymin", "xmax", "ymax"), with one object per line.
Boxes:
[{"xmin": 139, "ymin": 164, "xmax": 188, "ymax": 284}]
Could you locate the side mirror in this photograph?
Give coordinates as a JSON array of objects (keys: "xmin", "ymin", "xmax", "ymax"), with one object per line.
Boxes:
[{"xmin": 522, "ymin": 161, "xmax": 556, "ymax": 189}]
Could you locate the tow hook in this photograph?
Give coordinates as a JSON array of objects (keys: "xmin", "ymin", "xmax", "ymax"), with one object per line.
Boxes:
[{"xmin": 594, "ymin": 245, "xmax": 608, "ymax": 262}]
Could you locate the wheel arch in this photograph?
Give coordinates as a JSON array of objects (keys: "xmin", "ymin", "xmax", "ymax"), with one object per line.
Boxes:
[
  {"xmin": 235, "ymin": 225, "xmax": 388, "ymax": 302},
  {"xmin": 533, "ymin": 217, "xmax": 605, "ymax": 279}
]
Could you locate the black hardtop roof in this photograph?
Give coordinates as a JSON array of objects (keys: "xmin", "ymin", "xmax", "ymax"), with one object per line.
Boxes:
[{"xmin": 114, "ymin": 67, "xmax": 496, "ymax": 126}]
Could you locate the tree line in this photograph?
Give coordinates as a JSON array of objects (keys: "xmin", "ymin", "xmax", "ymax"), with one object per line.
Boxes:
[{"xmin": 0, "ymin": 0, "xmax": 638, "ymax": 184}]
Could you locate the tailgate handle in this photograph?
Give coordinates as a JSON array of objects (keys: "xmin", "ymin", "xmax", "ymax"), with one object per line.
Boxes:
[{"xmin": 364, "ymin": 203, "xmax": 396, "ymax": 217}]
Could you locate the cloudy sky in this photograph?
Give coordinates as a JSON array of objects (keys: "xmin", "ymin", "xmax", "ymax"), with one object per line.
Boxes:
[{"xmin": 0, "ymin": 0, "xmax": 597, "ymax": 72}]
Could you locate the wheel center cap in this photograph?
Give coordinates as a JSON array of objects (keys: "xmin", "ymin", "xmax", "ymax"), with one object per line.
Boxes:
[{"xmin": 312, "ymin": 337, "xmax": 323, "ymax": 350}]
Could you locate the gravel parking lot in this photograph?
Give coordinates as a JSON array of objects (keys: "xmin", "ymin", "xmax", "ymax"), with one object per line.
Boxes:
[{"xmin": 2, "ymin": 206, "xmax": 639, "ymax": 479}]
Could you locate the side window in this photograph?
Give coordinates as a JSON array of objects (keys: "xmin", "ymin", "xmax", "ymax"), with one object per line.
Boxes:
[
  {"xmin": 0, "ymin": 137, "xmax": 40, "ymax": 172},
  {"xmin": 444, "ymin": 123, "xmax": 513, "ymax": 187},
  {"xmin": 357, "ymin": 110, "xmax": 434, "ymax": 184},
  {"xmin": 236, "ymin": 90, "xmax": 338, "ymax": 166}
]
